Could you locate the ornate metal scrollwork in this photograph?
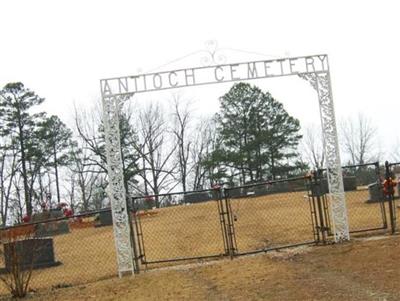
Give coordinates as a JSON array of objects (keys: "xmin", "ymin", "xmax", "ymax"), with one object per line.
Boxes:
[
  {"xmin": 299, "ymin": 72, "xmax": 350, "ymax": 242},
  {"xmin": 102, "ymin": 95, "xmax": 135, "ymax": 276},
  {"xmin": 298, "ymin": 73, "xmax": 318, "ymax": 91},
  {"xmin": 200, "ymin": 40, "xmax": 227, "ymax": 66}
]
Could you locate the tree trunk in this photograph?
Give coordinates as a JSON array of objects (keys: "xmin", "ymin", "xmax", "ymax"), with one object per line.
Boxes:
[
  {"xmin": 152, "ymin": 169, "xmax": 159, "ymax": 207},
  {"xmin": 78, "ymin": 174, "xmax": 88, "ymax": 211},
  {"xmin": 38, "ymin": 170, "xmax": 45, "ymax": 204},
  {"xmin": 16, "ymin": 106, "xmax": 31, "ymax": 216},
  {"xmin": 53, "ymin": 144, "xmax": 61, "ymax": 204},
  {"xmin": 142, "ymin": 154, "xmax": 148, "ymax": 195},
  {"xmin": 271, "ymin": 153, "xmax": 276, "ymax": 180}
]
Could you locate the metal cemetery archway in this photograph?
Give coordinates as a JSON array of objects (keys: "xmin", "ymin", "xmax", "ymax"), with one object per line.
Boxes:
[{"xmin": 100, "ymin": 54, "xmax": 349, "ymax": 276}]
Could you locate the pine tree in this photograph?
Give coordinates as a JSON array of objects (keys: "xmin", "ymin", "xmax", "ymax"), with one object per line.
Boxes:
[
  {"xmin": 37, "ymin": 115, "xmax": 73, "ymax": 204},
  {"xmin": 0, "ymin": 83, "xmax": 45, "ymax": 215},
  {"xmin": 216, "ymin": 82, "xmax": 302, "ymax": 184}
]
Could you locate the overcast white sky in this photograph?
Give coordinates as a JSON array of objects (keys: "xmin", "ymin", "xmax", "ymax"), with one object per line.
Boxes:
[{"xmin": 1, "ymin": 0, "xmax": 399, "ymax": 159}]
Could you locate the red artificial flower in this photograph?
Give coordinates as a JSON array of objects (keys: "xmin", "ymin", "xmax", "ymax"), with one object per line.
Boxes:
[
  {"xmin": 63, "ymin": 208, "xmax": 74, "ymax": 217},
  {"xmin": 22, "ymin": 215, "xmax": 31, "ymax": 223}
]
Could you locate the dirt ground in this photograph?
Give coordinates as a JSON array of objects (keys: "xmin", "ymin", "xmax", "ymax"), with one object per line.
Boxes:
[{"xmin": 13, "ymin": 234, "xmax": 400, "ymax": 301}]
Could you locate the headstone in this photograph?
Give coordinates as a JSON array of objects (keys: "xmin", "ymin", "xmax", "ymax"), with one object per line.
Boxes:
[
  {"xmin": 95, "ymin": 210, "xmax": 113, "ymax": 227},
  {"xmin": 227, "ymin": 188, "xmax": 244, "ymax": 198},
  {"xmin": 128, "ymin": 198, "xmax": 146, "ymax": 211},
  {"xmin": 252, "ymin": 185, "xmax": 266, "ymax": 196},
  {"xmin": 315, "ymin": 176, "xmax": 357, "ymax": 194},
  {"xmin": 290, "ymin": 180, "xmax": 307, "ymax": 192},
  {"xmin": 245, "ymin": 190, "xmax": 256, "ymax": 196},
  {"xmin": 2, "ymin": 238, "xmax": 60, "ymax": 271},
  {"xmin": 269, "ymin": 182, "xmax": 291, "ymax": 194},
  {"xmin": 143, "ymin": 197, "xmax": 156, "ymax": 209},
  {"xmin": 343, "ymin": 176, "xmax": 357, "ymax": 191},
  {"xmin": 184, "ymin": 192, "xmax": 213, "ymax": 204},
  {"xmin": 33, "ymin": 210, "xmax": 70, "ymax": 237},
  {"xmin": 309, "ymin": 180, "xmax": 329, "ymax": 197},
  {"xmin": 367, "ymin": 182, "xmax": 383, "ymax": 203}
]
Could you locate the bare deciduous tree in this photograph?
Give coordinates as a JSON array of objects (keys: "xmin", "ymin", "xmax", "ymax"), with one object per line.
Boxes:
[
  {"xmin": 171, "ymin": 95, "xmax": 192, "ymax": 193},
  {"xmin": 190, "ymin": 117, "xmax": 217, "ymax": 190},
  {"xmin": 134, "ymin": 103, "xmax": 177, "ymax": 206},
  {"xmin": 74, "ymin": 101, "xmax": 140, "ymax": 199},
  {"xmin": 300, "ymin": 124, "xmax": 325, "ymax": 169},
  {"xmin": 390, "ymin": 139, "xmax": 400, "ymax": 162},
  {"xmin": 68, "ymin": 142, "xmax": 100, "ymax": 211},
  {"xmin": 73, "ymin": 102, "xmax": 108, "ymax": 175},
  {"xmin": 340, "ymin": 113, "xmax": 379, "ymax": 165}
]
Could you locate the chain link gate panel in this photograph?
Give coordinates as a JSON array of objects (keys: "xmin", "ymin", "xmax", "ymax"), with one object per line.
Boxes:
[
  {"xmin": 224, "ymin": 176, "xmax": 316, "ymax": 255},
  {"xmin": 129, "ymin": 189, "xmax": 235, "ymax": 267}
]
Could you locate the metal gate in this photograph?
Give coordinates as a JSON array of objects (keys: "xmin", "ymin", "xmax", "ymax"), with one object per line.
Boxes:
[
  {"xmin": 129, "ymin": 188, "xmax": 236, "ymax": 267},
  {"xmin": 224, "ymin": 176, "xmax": 317, "ymax": 255},
  {"xmin": 129, "ymin": 177, "xmax": 319, "ymax": 267}
]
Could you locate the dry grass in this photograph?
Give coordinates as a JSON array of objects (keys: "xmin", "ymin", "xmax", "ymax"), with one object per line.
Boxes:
[
  {"xmin": 0, "ymin": 188, "xmax": 390, "ymax": 296},
  {"xmin": 0, "ymin": 225, "xmax": 117, "ymax": 294},
  {"xmin": 346, "ymin": 189, "xmax": 387, "ymax": 231},
  {"xmin": 18, "ymin": 235, "xmax": 400, "ymax": 301}
]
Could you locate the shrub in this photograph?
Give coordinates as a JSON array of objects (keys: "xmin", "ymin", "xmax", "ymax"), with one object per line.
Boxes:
[{"xmin": 0, "ymin": 226, "xmax": 41, "ymax": 298}]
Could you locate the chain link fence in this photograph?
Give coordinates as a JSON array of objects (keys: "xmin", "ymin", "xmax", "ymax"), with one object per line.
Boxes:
[
  {"xmin": 0, "ymin": 164, "xmax": 397, "ymax": 297},
  {"xmin": 0, "ymin": 210, "xmax": 117, "ymax": 296}
]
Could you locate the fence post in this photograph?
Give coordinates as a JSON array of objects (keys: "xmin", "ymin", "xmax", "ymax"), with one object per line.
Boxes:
[
  {"xmin": 384, "ymin": 161, "xmax": 396, "ymax": 234},
  {"xmin": 215, "ymin": 186, "xmax": 230, "ymax": 256},
  {"xmin": 307, "ymin": 175, "xmax": 319, "ymax": 243},
  {"xmin": 225, "ymin": 187, "xmax": 237, "ymax": 258},
  {"xmin": 126, "ymin": 197, "xmax": 140, "ymax": 274},
  {"xmin": 314, "ymin": 170, "xmax": 329, "ymax": 243},
  {"xmin": 375, "ymin": 162, "xmax": 388, "ymax": 229}
]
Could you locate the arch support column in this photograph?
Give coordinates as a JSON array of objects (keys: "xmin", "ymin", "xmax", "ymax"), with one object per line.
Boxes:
[
  {"xmin": 300, "ymin": 71, "xmax": 350, "ymax": 241},
  {"xmin": 101, "ymin": 94, "xmax": 135, "ymax": 276}
]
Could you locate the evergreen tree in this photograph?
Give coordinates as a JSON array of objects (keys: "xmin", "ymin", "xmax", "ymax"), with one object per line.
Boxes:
[
  {"xmin": 24, "ymin": 121, "xmax": 50, "ymax": 209},
  {"xmin": 37, "ymin": 115, "xmax": 73, "ymax": 204},
  {"xmin": 0, "ymin": 83, "xmax": 45, "ymax": 215},
  {"xmin": 215, "ymin": 82, "xmax": 302, "ymax": 184}
]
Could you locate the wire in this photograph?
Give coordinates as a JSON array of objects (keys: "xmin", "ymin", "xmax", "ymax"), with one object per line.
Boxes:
[
  {"xmin": 145, "ymin": 50, "xmax": 204, "ymax": 73},
  {"xmin": 142, "ymin": 45, "xmax": 287, "ymax": 74},
  {"xmin": 220, "ymin": 47, "xmax": 283, "ymax": 59}
]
